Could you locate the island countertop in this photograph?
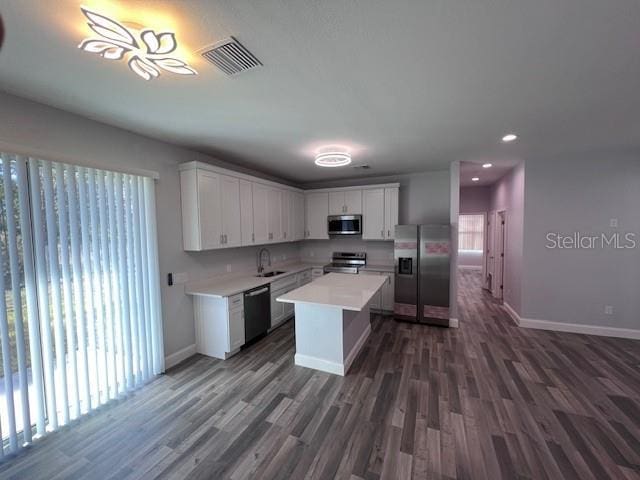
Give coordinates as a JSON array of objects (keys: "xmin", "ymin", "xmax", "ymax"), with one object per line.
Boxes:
[{"xmin": 277, "ymin": 272, "xmax": 387, "ymax": 312}]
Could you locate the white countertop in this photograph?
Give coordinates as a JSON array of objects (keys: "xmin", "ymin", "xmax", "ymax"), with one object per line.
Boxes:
[
  {"xmin": 276, "ymin": 273, "xmax": 387, "ymax": 312},
  {"xmin": 185, "ymin": 262, "xmax": 325, "ymax": 298},
  {"xmin": 359, "ymin": 264, "xmax": 395, "ymax": 273}
]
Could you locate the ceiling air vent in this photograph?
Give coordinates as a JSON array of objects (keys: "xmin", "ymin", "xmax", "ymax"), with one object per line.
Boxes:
[{"xmin": 201, "ymin": 36, "xmax": 262, "ymax": 75}]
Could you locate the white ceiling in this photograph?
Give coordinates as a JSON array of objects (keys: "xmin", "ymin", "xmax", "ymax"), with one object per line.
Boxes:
[{"xmin": 0, "ymin": 0, "xmax": 639, "ymax": 184}]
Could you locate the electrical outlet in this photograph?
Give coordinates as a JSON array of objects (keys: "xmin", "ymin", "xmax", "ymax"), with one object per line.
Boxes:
[
  {"xmin": 604, "ymin": 305, "xmax": 614, "ymax": 315},
  {"xmin": 174, "ymin": 272, "xmax": 189, "ymax": 284},
  {"xmin": 610, "ymin": 218, "xmax": 618, "ymax": 228}
]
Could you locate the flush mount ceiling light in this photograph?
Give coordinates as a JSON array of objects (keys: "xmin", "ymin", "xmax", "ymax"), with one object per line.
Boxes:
[
  {"xmin": 314, "ymin": 151, "xmax": 352, "ymax": 167},
  {"xmin": 502, "ymin": 133, "xmax": 518, "ymax": 143},
  {"xmin": 471, "ymin": 177, "xmax": 480, "ymax": 182},
  {"xmin": 78, "ymin": 7, "xmax": 197, "ymax": 81},
  {"xmin": 482, "ymin": 163, "xmax": 492, "ymax": 168}
]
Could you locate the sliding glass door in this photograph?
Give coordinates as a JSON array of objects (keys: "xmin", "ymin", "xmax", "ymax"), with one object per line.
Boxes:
[{"xmin": 0, "ymin": 152, "xmax": 163, "ymax": 457}]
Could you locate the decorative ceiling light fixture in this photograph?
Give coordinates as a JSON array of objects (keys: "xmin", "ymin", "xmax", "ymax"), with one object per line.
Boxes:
[
  {"xmin": 315, "ymin": 150, "xmax": 352, "ymax": 167},
  {"xmin": 502, "ymin": 133, "xmax": 518, "ymax": 143},
  {"xmin": 78, "ymin": 7, "xmax": 197, "ymax": 81}
]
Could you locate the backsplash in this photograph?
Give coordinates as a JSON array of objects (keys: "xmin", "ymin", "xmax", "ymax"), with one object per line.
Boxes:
[{"xmin": 299, "ymin": 238, "xmax": 394, "ymax": 265}]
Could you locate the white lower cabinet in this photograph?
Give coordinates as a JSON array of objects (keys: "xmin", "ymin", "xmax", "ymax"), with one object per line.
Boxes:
[
  {"xmin": 270, "ymin": 272, "xmax": 302, "ymax": 329},
  {"xmin": 359, "ymin": 270, "xmax": 394, "ymax": 312},
  {"xmin": 195, "ymin": 293, "xmax": 245, "ymax": 359}
]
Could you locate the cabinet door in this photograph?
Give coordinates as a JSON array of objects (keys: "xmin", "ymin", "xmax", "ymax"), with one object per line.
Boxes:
[
  {"xmin": 270, "ymin": 293, "xmax": 284, "ymax": 327},
  {"xmin": 295, "ymin": 192, "xmax": 306, "ymax": 240},
  {"xmin": 197, "ymin": 171, "xmax": 222, "ymax": 249},
  {"xmin": 281, "ymin": 190, "xmax": 290, "ymax": 241},
  {"xmin": 382, "ymin": 273, "xmax": 395, "ymax": 311},
  {"xmin": 252, "ymin": 183, "xmax": 269, "ymax": 244},
  {"xmin": 220, "ymin": 175, "xmax": 242, "ymax": 247},
  {"xmin": 305, "ymin": 192, "xmax": 329, "ymax": 239},
  {"xmin": 359, "ymin": 271, "xmax": 381, "ymax": 310},
  {"xmin": 344, "ymin": 190, "xmax": 362, "ymax": 214},
  {"xmin": 384, "ymin": 187, "xmax": 399, "ymax": 240},
  {"xmin": 362, "ymin": 188, "xmax": 385, "ymax": 240},
  {"xmin": 329, "ymin": 191, "xmax": 345, "ymax": 215},
  {"xmin": 267, "ymin": 188, "xmax": 283, "ymax": 242},
  {"xmin": 228, "ymin": 309, "xmax": 245, "ymax": 351},
  {"xmin": 239, "ymin": 179, "xmax": 254, "ymax": 246}
]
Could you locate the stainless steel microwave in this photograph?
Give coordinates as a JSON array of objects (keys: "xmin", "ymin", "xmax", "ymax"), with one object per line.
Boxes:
[{"xmin": 328, "ymin": 215, "xmax": 362, "ymax": 235}]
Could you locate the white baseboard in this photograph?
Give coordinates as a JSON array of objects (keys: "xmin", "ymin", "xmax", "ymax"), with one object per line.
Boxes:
[
  {"xmin": 165, "ymin": 344, "xmax": 197, "ymax": 369},
  {"xmin": 343, "ymin": 324, "xmax": 372, "ymax": 373},
  {"xmin": 503, "ymin": 303, "xmax": 640, "ymax": 340},
  {"xmin": 449, "ymin": 318, "xmax": 459, "ymax": 328},
  {"xmin": 295, "ymin": 353, "xmax": 345, "ymax": 376}
]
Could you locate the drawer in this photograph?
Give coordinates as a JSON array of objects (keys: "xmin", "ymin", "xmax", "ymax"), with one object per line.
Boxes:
[
  {"xmin": 298, "ymin": 269, "xmax": 312, "ymax": 281},
  {"xmin": 228, "ymin": 293, "xmax": 244, "ymax": 312},
  {"xmin": 311, "ymin": 267, "xmax": 324, "ymax": 278}
]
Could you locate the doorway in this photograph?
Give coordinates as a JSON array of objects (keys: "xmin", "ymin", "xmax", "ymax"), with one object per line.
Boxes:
[{"xmin": 486, "ymin": 210, "xmax": 506, "ymax": 299}]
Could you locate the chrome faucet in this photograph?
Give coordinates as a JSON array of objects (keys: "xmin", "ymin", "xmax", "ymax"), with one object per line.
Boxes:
[{"xmin": 257, "ymin": 247, "xmax": 271, "ymax": 273}]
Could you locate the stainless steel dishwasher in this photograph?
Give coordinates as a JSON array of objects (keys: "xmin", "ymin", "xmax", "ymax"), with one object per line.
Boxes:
[{"xmin": 244, "ymin": 284, "xmax": 271, "ymax": 344}]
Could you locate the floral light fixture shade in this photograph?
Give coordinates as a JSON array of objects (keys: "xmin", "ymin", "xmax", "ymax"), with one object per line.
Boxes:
[{"xmin": 78, "ymin": 7, "xmax": 197, "ymax": 81}]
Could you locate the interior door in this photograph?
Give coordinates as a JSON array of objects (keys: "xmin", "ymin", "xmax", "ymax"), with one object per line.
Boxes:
[
  {"xmin": 485, "ymin": 211, "xmax": 495, "ymax": 291},
  {"xmin": 220, "ymin": 175, "xmax": 241, "ymax": 247},
  {"xmin": 362, "ymin": 188, "xmax": 385, "ymax": 240},
  {"xmin": 494, "ymin": 211, "xmax": 506, "ymax": 300},
  {"xmin": 252, "ymin": 183, "xmax": 269, "ymax": 244},
  {"xmin": 197, "ymin": 171, "xmax": 221, "ymax": 249}
]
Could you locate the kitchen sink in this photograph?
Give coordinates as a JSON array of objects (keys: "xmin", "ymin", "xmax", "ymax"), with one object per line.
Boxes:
[{"xmin": 255, "ymin": 270, "xmax": 286, "ymax": 278}]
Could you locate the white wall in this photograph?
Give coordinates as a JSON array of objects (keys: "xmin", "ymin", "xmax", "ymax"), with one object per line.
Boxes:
[
  {"xmin": 521, "ymin": 154, "xmax": 640, "ymax": 331},
  {"xmin": 490, "ymin": 163, "xmax": 525, "ymax": 313},
  {"xmin": 0, "ymin": 92, "xmax": 301, "ymax": 359}
]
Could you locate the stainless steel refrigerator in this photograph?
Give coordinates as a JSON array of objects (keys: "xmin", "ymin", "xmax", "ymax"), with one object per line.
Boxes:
[{"xmin": 394, "ymin": 225, "xmax": 451, "ymax": 326}]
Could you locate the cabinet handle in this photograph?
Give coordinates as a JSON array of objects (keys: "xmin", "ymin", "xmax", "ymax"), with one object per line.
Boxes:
[
  {"xmin": 220, "ymin": 234, "xmax": 223, "ymax": 244},
  {"xmin": 388, "ymin": 230, "xmax": 390, "ymax": 238},
  {"xmin": 381, "ymin": 230, "xmax": 384, "ymax": 238},
  {"xmin": 252, "ymin": 233, "xmax": 255, "ymax": 242},
  {"xmin": 284, "ymin": 231, "xmax": 287, "ymax": 239},
  {"xmin": 225, "ymin": 234, "xmax": 228, "ymax": 243}
]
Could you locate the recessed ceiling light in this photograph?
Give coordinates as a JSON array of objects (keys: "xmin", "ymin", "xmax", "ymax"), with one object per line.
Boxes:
[
  {"xmin": 482, "ymin": 163, "xmax": 492, "ymax": 168},
  {"xmin": 315, "ymin": 151, "xmax": 352, "ymax": 167},
  {"xmin": 471, "ymin": 177, "xmax": 480, "ymax": 182},
  {"xmin": 78, "ymin": 7, "xmax": 197, "ymax": 81},
  {"xmin": 502, "ymin": 133, "xmax": 518, "ymax": 143}
]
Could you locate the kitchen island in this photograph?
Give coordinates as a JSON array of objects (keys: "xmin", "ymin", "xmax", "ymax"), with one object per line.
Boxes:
[{"xmin": 277, "ymin": 273, "xmax": 387, "ymax": 376}]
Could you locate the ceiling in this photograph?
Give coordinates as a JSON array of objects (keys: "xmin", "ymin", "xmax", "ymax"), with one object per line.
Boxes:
[{"xmin": 0, "ymin": 0, "xmax": 639, "ymax": 184}]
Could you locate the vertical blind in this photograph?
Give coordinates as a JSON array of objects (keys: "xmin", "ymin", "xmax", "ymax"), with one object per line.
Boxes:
[
  {"xmin": 0, "ymin": 152, "xmax": 163, "ymax": 457},
  {"xmin": 458, "ymin": 214, "xmax": 485, "ymax": 251}
]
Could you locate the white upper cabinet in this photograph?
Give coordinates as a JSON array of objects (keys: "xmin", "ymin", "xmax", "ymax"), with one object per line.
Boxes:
[
  {"xmin": 362, "ymin": 188, "xmax": 385, "ymax": 240},
  {"xmin": 305, "ymin": 192, "xmax": 329, "ymax": 239},
  {"xmin": 384, "ymin": 187, "xmax": 399, "ymax": 240},
  {"xmin": 239, "ymin": 179, "xmax": 254, "ymax": 246},
  {"xmin": 267, "ymin": 187, "xmax": 282, "ymax": 242},
  {"xmin": 252, "ymin": 183, "xmax": 269, "ymax": 245},
  {"xmin": 220, "ymin": 175, "xmax": 242, "ymax": 247},
  {"xmin": 281, "ymin": 190, "xmax": 290, "ymax": 241},
  {"xmin": 181, "ymin": 169, "xmax": 221, "ymax": 251},
  {"xmin": 180, "ymin": 162, "xmax": 397, "ymax": 250},
  {"xmin": 328, "ymin": 190, "xmax": 362, "ymax": 215},
  {"xmin": 362, "ymin": 187, "xmax": 399, "ymax": 241}
]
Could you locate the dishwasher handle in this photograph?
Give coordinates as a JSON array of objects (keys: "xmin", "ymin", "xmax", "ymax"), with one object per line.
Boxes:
[{"xmin": 245, "ymin": 286, "xmax": 269, "ymax": 297}]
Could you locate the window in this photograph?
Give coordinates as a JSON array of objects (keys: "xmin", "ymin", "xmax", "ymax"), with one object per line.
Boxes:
[
  {"xmin": 458, "ymin": 214, "xmax": 484, "ymax": 252},
  {"xmin": 0, "ymin": 152, "xmax": 163, "ymax": 456}
]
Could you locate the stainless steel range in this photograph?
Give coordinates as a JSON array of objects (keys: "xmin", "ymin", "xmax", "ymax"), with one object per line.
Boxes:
[{"xmin": 323, "ymin": 252, "xmax": 366, "ymax": 274}]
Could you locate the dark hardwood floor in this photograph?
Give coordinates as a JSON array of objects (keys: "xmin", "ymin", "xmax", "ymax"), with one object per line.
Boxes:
[{"xmin": 1, "ymin": 269, "xmax": 639, "ymax": 479}]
